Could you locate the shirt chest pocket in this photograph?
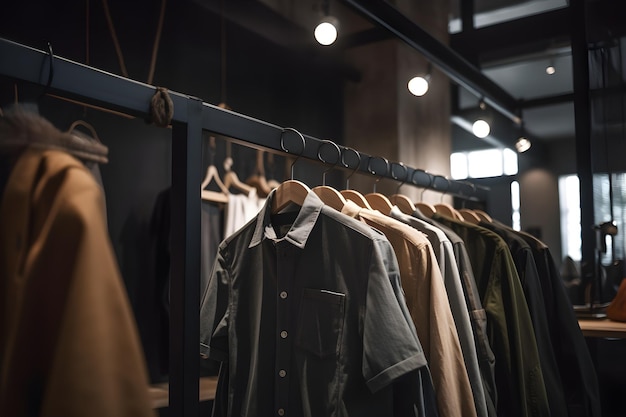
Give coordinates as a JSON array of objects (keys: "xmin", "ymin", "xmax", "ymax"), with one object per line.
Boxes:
[{"xmin": 295, "ymin": 288, "xmax": 345, "ymax": 358}]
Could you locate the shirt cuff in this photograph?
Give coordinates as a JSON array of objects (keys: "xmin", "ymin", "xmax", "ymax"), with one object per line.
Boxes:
[{"xmin": 366, "ymin": 352, "xmax": 428, "ymax": 393}]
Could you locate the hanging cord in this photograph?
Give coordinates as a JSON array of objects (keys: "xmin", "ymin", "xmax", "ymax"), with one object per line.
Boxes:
[
  {"xmin": 147, "ymin": 0, "xmax": 167, "ymax": 85},
  {"xmin": 101, "ymin": 0, "xmax": 128, "ymax": 77},
  {"xmin": 220, "ymin": 0, "xmax": 227, "ymax": 104}
]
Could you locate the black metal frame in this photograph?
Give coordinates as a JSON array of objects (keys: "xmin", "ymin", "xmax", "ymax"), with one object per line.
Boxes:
[{"xmin": 0, "ymin": 36, "xmax": 488, "ymax": 416}]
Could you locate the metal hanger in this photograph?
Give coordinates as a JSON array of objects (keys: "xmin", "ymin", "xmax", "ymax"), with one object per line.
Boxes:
[
  {"xmin": 389, "ymin": 162, "xmax": 416, "ymax": 215},
  {"xmin": 364, "ymin": 156, "xmax": 393, "ymax": 214},
  {"xmin": 271, "ymin": 127, "xmax": 310, "ymax": 213},
  {"xmin": 312, "ymin": 140, "xmax": 346, "ymax": 211},
  {"xmin": 340, "ymin": 147, "xmax": 373, "ymax": 210}
]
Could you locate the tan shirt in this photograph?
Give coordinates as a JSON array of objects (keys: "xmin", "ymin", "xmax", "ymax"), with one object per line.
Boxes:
[
  {"xmin": 0, "ymin": 148, "xmax": 154, "ymax": 417},
  {"xmin": 341, "ymin": 200, "xmax": 477, "ymax": 417}
]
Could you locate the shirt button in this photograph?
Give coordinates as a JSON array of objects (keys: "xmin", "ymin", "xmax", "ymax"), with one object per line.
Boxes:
[
  {"xmin": 280, "ymin": 330, "xmax": 288, "ymax": 339},
  {"xmin": 278, "ymin": 408, "xmax": 285, "ymax": 416},
  {"xmin": 280, "ymin": 291, "xmax": 288, "ymax": 299},
  {"xmin": 279, "ymin": 369, "xmax": 286, "ymax": 377}
]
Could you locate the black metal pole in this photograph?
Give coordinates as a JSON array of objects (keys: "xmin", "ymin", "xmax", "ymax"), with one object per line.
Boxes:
[
  {"xmin": 170, "ymin": 97, "xmax": 203, "ymax": 416},
  {"xmin": 570, "ymin": 0, "xmax": 596, "ymax": 306}
]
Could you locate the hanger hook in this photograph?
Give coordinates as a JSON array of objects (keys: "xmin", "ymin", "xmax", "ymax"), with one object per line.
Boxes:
[
  {"xmin": 317, "ymin": 139, "xmax": 341, "ymax": 186},
  {"xmin": 367, "ymin": 156, "xmax": 389, "ymax": 193},
  {"xmin": 390, "ymin": 162, "xmax": 408, "ymax": 194},
  {"xmin": 410, "ymin": 169, "xmax": 433, "ymax": 201},
  {"xmin": 459, "ymin": 181, "xmax": 476, "ymax": 208},
  {"xmin": 40, "ymin": 41, "xmax": 54, "ymax": 101},
  {"xmin": 280, "ymin": 127, "xmax": 306, "ymax": 180},
  {"xmin": 341, "ymin": 147, "xmax": 361, "ymax": 189},
  {"xmin": 433, "ymin": 175, "xmax": 451, "ymax": 203}
]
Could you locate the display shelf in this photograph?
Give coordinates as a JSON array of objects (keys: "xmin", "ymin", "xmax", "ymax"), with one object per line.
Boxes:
[
  {"xmin": 149, "ymin": 376, "xmax": 218, "ymax": 409},
  {"xmin": 578, "ymin": 319, "xmax": 626, "ymax": 339}
]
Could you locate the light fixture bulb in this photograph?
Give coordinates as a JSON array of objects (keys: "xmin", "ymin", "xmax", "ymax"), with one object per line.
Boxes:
[
  {"xmin": 407, "ymin": 76, "xmax": 429, "ymax": 96},
  {"xmin": 516, "ymin": 137, "xmax": 532, "ymax": 153},
  {"xmin": 472, "ymin": 119, "xmax": 490, "ymax": 138},
  {"xmin": 546, "ymin": 65, "xmax": 556, "ymax": 75},
  {"xmin": 314, "ymin": 17, "xmax": 338, "ymax": 46}
]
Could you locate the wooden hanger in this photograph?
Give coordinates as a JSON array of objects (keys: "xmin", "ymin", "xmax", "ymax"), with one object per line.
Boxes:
[
  {"xmin": 390, "ymin": 194, "xmax": 416, "ymax": 215},
  {"xmin": 415, "ymin": 202, "xmax": 437, "ymax": 218},
  {"xmin": 313, "ymin": 186, "xmax": 346, "ymax": 211},
  {"xmin": 473, "ymin": 209, "xmax": 493, "ymax": 223},
  {"xmin": 271, "ymin": 179, "xmax": 309, "ymax": 213},
  {"xmin": 246, "ymin": 150, "xmax": 273, "ymax": 197},
  {"xmin": 341, "ymin": 189, "xmax": 373, "ymax": 210},
  {"xmin": 223, "ymin": 156, "xmax": 254, "ymax": 195},
  {"xmin": 201, "ymin": 164, "xmax": 229, "ymax": 203},
  {"xmin": 434, "ymin": 203, "xmax": 465, "ymax": 221},
  {"xmin": 365, "ymin": 193, "xmax": 393, "ymax": 215},
  {"xmin": 459, "ymin": 208, "xmax": 481, "ymax": 224}
]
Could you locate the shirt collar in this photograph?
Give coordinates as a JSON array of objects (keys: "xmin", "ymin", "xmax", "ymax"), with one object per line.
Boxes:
[{"xmin": 249, "ymin": 188, "xmax": 324, "ymax": 249}]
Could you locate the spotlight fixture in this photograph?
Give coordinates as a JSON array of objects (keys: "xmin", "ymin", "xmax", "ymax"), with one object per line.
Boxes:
[
  {"xmin": 407, "ymin": 63, "xmax": 432, "ymax": 96},
  {"xmin": 314, "ymin": 16, "xmax": 339, "ymax": 45},
  {"xmin": 516, "ymin": 122, "xmax": 532, "ymax": 152},
  {"xmin": 314, "ymin": 0, "xmax": 338, "ymax": 46},
  {"xmin": 472, "ymin": 99, "xmax": 491, "ymax": 138},
  {"xmin": 546, "ymin": 59, "xmax": 556, "ymax": 75},
  {"xmin": 515, "ymin": 136, "xmax": 532, "ymax": 153}
]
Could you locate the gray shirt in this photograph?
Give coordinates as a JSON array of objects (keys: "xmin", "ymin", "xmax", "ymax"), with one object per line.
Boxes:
[
  {"xmin": 200, "ymin": 190, "xmax": 435, "ymax": 417},
  {"xmin": 390, "ymin": 206, "xmax": 489, "ymax": 417}
]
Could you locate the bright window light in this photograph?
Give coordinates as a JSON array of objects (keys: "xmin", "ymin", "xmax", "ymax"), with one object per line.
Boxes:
[
  {"xmin": 511, "ymin": 180, "xmax": 521, "ymax": 231},
  {"xmin": 450, "ymin": 152, "xmax": 468, "ymax": 180},
  {"xmin": 469, "ymin": 149, "xmax": 502, "ymax": 178},
  {"xmin": 559, "ymin": 175, "xmax": 581, "ymax": 261},
  {"xmin": 450, "ymin": 148, "xmax": 518, "ymax": 180}
]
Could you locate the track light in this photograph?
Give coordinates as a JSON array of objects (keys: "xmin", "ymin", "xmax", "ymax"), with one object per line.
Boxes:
[
  {"xmin": 314, "ymin": 16, "xmax": 339, "ymax": 45},
  {"xmin": 515, "ymin": 136, "xmax": 532, "ymax": 152},
  {"xmin": 407, "ymin": 63, "xmax": 432, "ymax": 96},
  {"xmin": 546, "ymin": 59, "xmax": 556, "ymax": 75},
  {"xmin": 314, "ymin": 0, "xmax": 338, "ymax": 46},
  {"xmin": 472, "ymin": 99, "xmax": 491, "ymax": 138},
  {"xmin": 516, "ymin": 122, "xmax": 532, "ymax": 152}
]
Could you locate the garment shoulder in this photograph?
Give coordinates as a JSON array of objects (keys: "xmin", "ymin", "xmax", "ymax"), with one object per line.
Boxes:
[{"xmin": 320, "ymin": 205, "xmax": 390, "ymax": 242}]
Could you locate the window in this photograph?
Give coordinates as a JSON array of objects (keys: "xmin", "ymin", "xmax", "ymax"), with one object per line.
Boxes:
[
  {"xmin": 558, "ymin": 175, "xmax": 581, "ymax": 261},
  {"xmin": 450, "ymin": 148, "xmax": 518, "ymax": 180},
  {"xmin": 511, "ymin": 180, "xmax": 521, "ymax": 231}
]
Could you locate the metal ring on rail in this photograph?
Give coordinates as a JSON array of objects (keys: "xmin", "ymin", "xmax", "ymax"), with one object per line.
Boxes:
[
  {"xmin": 390, "ymin": 162, "xmax": 408, "ymax": 194},
  {"xmin": 317, "ymin": 139, "xmax": 342, "ymax": 186},
  {"xmin": 341, "ymin": 147, "xmax": 361, "ymax": 189},
  {"xmin": 411, "ymin": 168, "xmax": 433, "ymax": 201},
  {"xmin": 280, "ymin": 127, "xmax": 306, "ymax": 180},
  {"xmin": 432, "ymin": 175, "xmax": 452, "ymax": 202},
  {"xmin": 367, "ymin": 156, "xmax": 389, "ymax": 193}
]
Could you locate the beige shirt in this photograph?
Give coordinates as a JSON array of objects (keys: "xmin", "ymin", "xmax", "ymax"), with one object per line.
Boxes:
[
  {"xmin": 0, "ymin": 148, "xmax": 154, "ymax": 417},
  {"xmin": 341, "ymin": 200, "xmax": 477, "ymax": 417}
]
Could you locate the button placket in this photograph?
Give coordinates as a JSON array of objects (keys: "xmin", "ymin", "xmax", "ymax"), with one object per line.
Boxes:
[{"xmin": 275, "ymin": 243, "xmax": 294, "ymax": 416}]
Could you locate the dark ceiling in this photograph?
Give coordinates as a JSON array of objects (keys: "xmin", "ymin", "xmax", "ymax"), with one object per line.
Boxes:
[{"xmin": 198, "ymin": 0, "xmax": 626, "ymax": 154}]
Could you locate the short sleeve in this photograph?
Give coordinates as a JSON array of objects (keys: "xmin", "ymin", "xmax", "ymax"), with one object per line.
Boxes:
[
  {"xmin": 199, "ymin": 244, "xmax": 230, "ymax": 362},
  {"xmin": 362, "ymin": 237, "xmax": 428, "ymax": 393}
]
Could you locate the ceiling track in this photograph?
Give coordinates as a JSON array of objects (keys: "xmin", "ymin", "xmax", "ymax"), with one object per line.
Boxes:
[{"xmin": 341, "ymin": 0, "xmax": 521, "ymax": 125}]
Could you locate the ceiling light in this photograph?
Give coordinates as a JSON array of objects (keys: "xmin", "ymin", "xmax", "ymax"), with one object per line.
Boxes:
[
  {"xmin": 515, "ymin": 136, "xmax": 532, "ymax": 152},
  {"xmin": 407, "ymin": 75, "xmax": 430, "ymax": 96},
  {"xmin": 314, "ymin": 16, "xmax": 339, "ymax": 45},
  {"xmin": 472, "ymin": 99, "xmax": 490, "ymax": 138},
  {"xmin": 546, "ymin": 60, "xmax": 556, "ymax": 75},
  {"xmin": 472, "ymin": 119, "xmax": 490, "ymax": 138}
]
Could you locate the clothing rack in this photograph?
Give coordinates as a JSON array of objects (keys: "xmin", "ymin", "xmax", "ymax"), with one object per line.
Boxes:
[{"xmin": 0, "ymin": 36, "xmax": 488, "ymax": 416}]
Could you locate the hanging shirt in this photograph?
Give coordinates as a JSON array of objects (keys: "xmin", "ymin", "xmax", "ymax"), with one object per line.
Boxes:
[
  {"xmin": 433, "ymin": 213, "xmax": 551, "ymax": 417},
  {"xmin": 200, "ymin": 190, "xmax": 433, "ymax": 417},
  {"xmin": 341, "ymin": 201, "xmax": 477, "ymax": 417},
  {"xmin": 390, "ymin": 206, "xmax": 489, "ymax": 417},
  {"xmin": 479, "ymin": 220, "xmax": 568, "ymax": 417},
  {"xmin": 516, "ymin": 229, "xmax": 601, "ymax": 417},
  {"xmin": 0, "ymin": 148, "xmax": 154, "ymax": 417},
  {"xmin": 223, "ymin": 188, "xmax": 265, "ymax": 239},
  {"xmin": 423, "ymin": 215, "xmax": 497, "ymax": 417}
]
